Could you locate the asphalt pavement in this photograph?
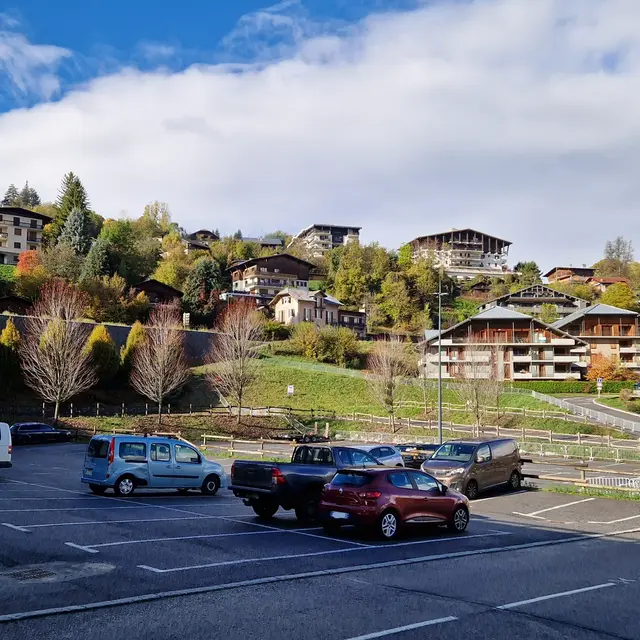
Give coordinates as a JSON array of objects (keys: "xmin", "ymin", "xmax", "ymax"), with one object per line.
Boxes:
[{"xmin": 1, "ymin": 443, "xmax": 639, "ymax": 640}]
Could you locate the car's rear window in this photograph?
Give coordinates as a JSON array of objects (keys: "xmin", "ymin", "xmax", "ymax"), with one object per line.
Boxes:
[
  {"xmin": 332, "ymin": 471, "xmax": 372, "ymax": 487},
  {"xmin": 119, "ymin": 442, "xmax": 146, "ymax": 459},
  {"xmin": 87, "ymin": 439, "xmax": 109, "ymax": 459}
]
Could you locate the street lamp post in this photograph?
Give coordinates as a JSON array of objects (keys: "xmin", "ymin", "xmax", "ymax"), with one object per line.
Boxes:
[{"xmin": 437, "ymin": 278, "xmax": 443, "ymax": 445}]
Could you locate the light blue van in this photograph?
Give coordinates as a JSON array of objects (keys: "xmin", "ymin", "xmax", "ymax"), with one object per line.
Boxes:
[{"xmin": 81, "ymin": 434, "xmax": 227, "ymax": 497}]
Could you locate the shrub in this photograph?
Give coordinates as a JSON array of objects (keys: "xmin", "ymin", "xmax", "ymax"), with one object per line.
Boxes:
[
  {"xmin": 120, "ymin": 321, "xmax": 146, "ymax": 378},
  {"xmin": 290, "ymin": 322, "xmax": 319, "ymax": 359},
  {"xmin": 85, "ymin": 324, "xmax": 120, "ymax": 384},
  {"xmin": 262, "ymin": 321, "xmax": 292, "ymax": 341},
  {"xmin": 0, "ymin": 318, "xmax": 21, "ymax": 391},
  {"xmin": 620, "ymin": 388, "xmax": 633, "ymax": 402},
  {"xmin": 316, "ymin": 326, "xmax": 361, "ymax": 367},
  {"xmin": 510, "ymin": 380, "xmax": 636, "ymax": 394}
]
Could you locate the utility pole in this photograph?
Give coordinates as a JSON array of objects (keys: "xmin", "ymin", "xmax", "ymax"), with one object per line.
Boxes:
[{"xmin": 437, "ymin": 277, "xmax": 443, "ymax": 445}]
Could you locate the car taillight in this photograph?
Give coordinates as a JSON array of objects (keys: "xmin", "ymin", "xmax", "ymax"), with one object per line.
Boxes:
[
  {"xmin": 231, "ymin": 462, "xmax": 236, "ymax": 479},
  {"xmin": 271, "ymin": 468, "xmax": 286, "ymax": 485},
  {"xmin": 107, "ymin": 438, "xmax": 115, "ymax": 465},
  {"xmin": 358, "ymin": 491, "xmax": 382, "ymax": 499},
  {"xmin": 8, "ymin": 445, "xmax": 12, "ymax": 455}
]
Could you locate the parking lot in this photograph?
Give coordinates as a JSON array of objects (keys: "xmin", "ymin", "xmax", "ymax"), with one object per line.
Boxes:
[{"xmin": 1, "ymin": 443, "xmax": 639, "ymax": 640}]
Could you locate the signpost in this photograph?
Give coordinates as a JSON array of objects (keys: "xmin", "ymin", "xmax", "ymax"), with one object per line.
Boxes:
[
  {"xmin": 597, "ymin": 377, "xmax": 603, "ymax": 397},
  {"xmin": 287, "ymin": 385, "xmax": 294, "ymax": 397}
]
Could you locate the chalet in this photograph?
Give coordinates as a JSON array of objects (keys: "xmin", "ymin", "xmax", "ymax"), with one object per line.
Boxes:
[
  {"xmin": 0, "ymin": 206, "xmax": 51, "ymax": 265},
  {"xmin": 243, "ymin": 236, "xmax": 284, "ymax": 250},
  {"xmin": 133, "ymin": 279, "xmax": 183, "ymax": 304},
  {"xmin": 409, "ymin": 228, "xmax": 512, "ymax": 280},
  {"xmin": 479, "ymin": 284, "xmax": 588, "ymax": 318},
  {"xmin": 419, "ymin": 307, "xmax": 585, "ymax": 381},
  {"xmin": 553, "ymin": 304, "xmax": 640, "ymax": 373},
  {"xmin": 585, "ymin": 276, "xmax": 631, "ymax": 294},
  {"xmin": 229, "ymin": 254, "xmax": 315, "ymax": 304},
  {"xmin": 543, "ymin": 266, "xmax": 595, "ymax": 284}
]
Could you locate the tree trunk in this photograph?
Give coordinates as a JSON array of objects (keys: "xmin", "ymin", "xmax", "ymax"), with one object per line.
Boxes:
[
  {"xmin": 237, "ymin": 391, "xmax": 242, "ymax": 424},
  {"xmin": 157, "ymin": 401, "xmax": 162, "ymax": 425},
  {"xmin": 54, "ymin": 400, "xmax": 60, "ymax": 424}
]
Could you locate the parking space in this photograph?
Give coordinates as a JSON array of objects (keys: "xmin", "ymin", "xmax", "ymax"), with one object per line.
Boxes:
[{"xmin": 1, "ymin": 443, "xmax": 639, "ymax": 638}]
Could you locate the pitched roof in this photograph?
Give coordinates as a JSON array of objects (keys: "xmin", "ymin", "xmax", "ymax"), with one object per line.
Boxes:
[
  {"xmin": 243, "ymin": 236, "xmax": 284, "ymax": 245},
  {"xmin": 411, "ymin": 228, "xmax": 511, "ymax": 246},
  {"xmin": 0, "ymin": 206, "xmax": 53, "ymax": 222},
  {"xmin": 134, "ymin": 279, "xmax": 183, "ymax": 298},
  {"xmin": 587, "ymin": 276, "xmax": 630, "ymax": 284},
  {"xmin": 227, "ymin": 253, "xmax": 316, "ymax": 271},
  {"xmin": 481, "ymin": 284, "xmax": 587, "ymax": 308},
  {"xmin": 553, "ymin": 303, "xmax": 639, "ymax": 328},
  {"xmin": 543, "ymin": 266, "xmax": 595, "ymax": 278},
  {"xmin": 270, "ymin": 287, "xmax": 342, "ymax": 307},
  {"xmin": 471, "ymin": 307, "xmax": 533, "ymax": 321}
]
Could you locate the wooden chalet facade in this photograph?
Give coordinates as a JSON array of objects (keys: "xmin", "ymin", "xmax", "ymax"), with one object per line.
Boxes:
[
  {"xmin": 133, "ymin": 279, "xmax": 183, "ymax": 304},
  {"xmin": 479, "ymin": 284, "xmax": 588, "ymax": 318}
]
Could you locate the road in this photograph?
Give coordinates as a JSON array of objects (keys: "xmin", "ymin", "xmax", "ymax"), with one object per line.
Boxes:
[
  {"xmin": 568, "ymin": 396, "xmax": 640, "ymax": 431},
  {"xmin": 1, "ymin": 443, "xmax": 639, "ymax": 640}
]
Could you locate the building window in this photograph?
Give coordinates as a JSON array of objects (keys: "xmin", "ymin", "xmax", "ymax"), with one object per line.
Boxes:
[
  {"xmin": 260, "ymin": 267, "xmax": 267, "ymax": 272},
  {"xmin": 274, "ymin": 268, "xmax": 280, "ymax": 273},
  {"xmin": 14, "ymin": 228, "xmax": 22, "ymax": 236},
  {"xmin": 12, "ymin": 255, "xmax": 19, "ymax": 263},
  {"xmin": 14, "ymin": 242, "xmax": 21, "ymax": 249},
  {"xmin": 28, "ymin": 245, "xmax": 37, "ymax": 251},
  {"xmin": 13, "ymin": 217, "xmax": 20, "ymax": 226},
  {"xmin": 290, "ymin": 309, "xmax": 294, "ymax": 318},
  {"xmin": 304, "ymin": 308, "xmax": 311, "ymax": 321},
  {"xmin": 27, "ymin": 231, "xmax": 37, "ymax": 242},
  {"xmin": 30, "ymin": 219, "xmax": 37, "ymax": 228}
]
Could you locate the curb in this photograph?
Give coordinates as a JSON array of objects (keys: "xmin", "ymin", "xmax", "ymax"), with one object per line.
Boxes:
[{"xmin": 593, "ymin": 399, "xmax": 640, "ymax": 422}]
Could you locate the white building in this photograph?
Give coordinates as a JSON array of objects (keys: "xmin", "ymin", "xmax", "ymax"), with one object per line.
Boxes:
[
  {"xmin": 0, "ymin": 207, "xmax": 51, "ymax": 265},
  {"xmin": 288, "ymin": 224, "xmax": 361, "ymax": 258},
  {"xmin": 410, "ymin": 228, "xmax": 512, "ymax": 280}
]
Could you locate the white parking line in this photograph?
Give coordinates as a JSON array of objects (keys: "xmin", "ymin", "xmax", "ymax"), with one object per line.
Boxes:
[
  {"xmin": 0, "ymin": 506, "xmax": 148, "ymax": 513},
  {"xmin": 495, "ymin": 582, "xmax": 615, "ymax": 610},
  {"xmin": 588, "ymin": 514, "xmax": 640, "ymax": 525},
  {"xmin": 344, "ymin": 616, "xmax": 459, "ymax": 640},
  {"xmin": 137, "ymin": 532, "xmax": 511, "ymax": 573},
  {"xmin": 1, "ymin": 523, "xmax": 31, "ymax": 533},
  {"xmin": 472, "ymin": 491, "xmax": 527, "ymax": 503},
  {"xmin": 3, "ymin": 527, "xmax": 638, "ymax": 624},
  {"xmin": 514, "ymin": 498, "xmax": 595, "ymax": 519}
]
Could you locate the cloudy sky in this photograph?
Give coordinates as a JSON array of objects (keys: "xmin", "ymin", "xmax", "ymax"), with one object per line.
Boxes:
[{"xmin": 1, "ymin": 0, "xmax": 639, "ymax": 270}]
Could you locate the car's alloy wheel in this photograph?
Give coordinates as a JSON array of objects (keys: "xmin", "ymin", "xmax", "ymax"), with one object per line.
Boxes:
[
  {"xmin": 115, "ymin": 477, "xmax": 134, "ymax": 497},
  {"xmin": 450, "ymin": 507, "xmax": 469, "ymax": 533},
  {"xmin": 464, "ymin": 480, "xmax": 479, "ymax": 500},
  {"xmin": 379, "ymin": 511, "xmax": 399, "ymax": 539},
  {"xmin": 509, "ymin": 471, "xmax": 521, "ymax": 490}
]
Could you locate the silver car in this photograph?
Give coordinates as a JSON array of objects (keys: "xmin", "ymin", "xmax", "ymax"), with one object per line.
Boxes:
[{"xmin": 356, "ymin": 444, "xmax": 404, "ymax": 467}]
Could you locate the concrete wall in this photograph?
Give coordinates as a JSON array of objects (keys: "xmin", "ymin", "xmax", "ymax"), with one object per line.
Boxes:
[{"xmin": 0, "ymin": 314, "xmax": 217, "ymax": 366}]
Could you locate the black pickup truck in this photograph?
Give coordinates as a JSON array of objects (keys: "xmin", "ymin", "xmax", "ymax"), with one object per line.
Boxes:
[{"xmin": 230, "ymin": 445, "xmax": 381, "ymax": 521}]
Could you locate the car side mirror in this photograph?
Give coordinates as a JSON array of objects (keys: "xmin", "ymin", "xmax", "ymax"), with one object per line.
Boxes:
[
  {"xmin": 440, "ymin": 484, "xmax": 447, "ymax": 495},
  {"xmin": 476, "ymin": 455, "xmax": 486, "ymax": 464}
]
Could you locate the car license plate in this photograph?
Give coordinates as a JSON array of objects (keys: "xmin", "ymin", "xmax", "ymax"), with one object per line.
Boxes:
[{"xmin": 329, "ymin": 511, "xmax": 350, "ymax": 520}]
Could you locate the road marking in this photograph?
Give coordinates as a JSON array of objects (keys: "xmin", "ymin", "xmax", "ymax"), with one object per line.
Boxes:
[
  {"xmin": 65, "ymin": 542, "xmax": 99, "ymax": 554},
  {"xmin": 512, "ymin": 513, "xmax": 546, "ymax": 520},
  {"xmin": 0, "ymin": 522, "xmax": 31, "ymax": 533},
  {"xmin": 2, "ymin": 527, "xmax": 638, "ymax": 623},
  {"xmin": 343, "ymin": 616, "xmax": 458, "ymax": 640},
  {"xmin": 137, "ymin": 532, "xmax": 511, "ymax": 573},
  {"xmin": 0, "ymin": 506, "xmax": 148, "ymax": 513},
  {"xmin": 588, "ymin": 514, "xmax": 640, "ymax": 525},
  {"xmin": 495, "ymin": 582, "xmax": 616, "ymax": 610},
  {"xmin": 13, "ymin": 514, "xmax": 253, "ymax": 529},
  {"xmin": 514, "ymin": 497, "xmax": 595, "ymax": 518},
  {"xmin": 472, "ymin": 491, "xmax": 527, "ymax": 503}
]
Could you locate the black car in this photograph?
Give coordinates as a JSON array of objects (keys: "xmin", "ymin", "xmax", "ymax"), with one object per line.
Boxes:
[
  {"xmin": 398, "ymin": 443, "xmax": 440, "ymax": 469},
  {"xmin": 10, "ymin": 423, "xmax": 73, "ymax": 445}
]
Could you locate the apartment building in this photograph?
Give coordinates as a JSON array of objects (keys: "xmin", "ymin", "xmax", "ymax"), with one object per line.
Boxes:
[
  {"xmin": 543, "ymin": 266, "xmax": 595, "ymax": 284},
  {"xmin": 479, "ymin": 284, "xmax": 588, "ymax": 318},
  {"xmin": 288, "ymin": 224, "xmax": 360, "ymax": 258},
  {"xmin": 0, "ymin": 206, "xmax": 51, "ymax": 264},
  {"xmin": 409, "ymin": 228, "xmax": 512, "ymax": 280},
  {"xmin": 552, "ymin": 304, "xmax": 640, "ymax": 372},
  {"xmin": 270, "ymin": 287, "xmax": 366, "ymax": 336},
  {"xmin": 420, "ymin": 307, "xmax": 585, "ymax": 381},
  {"xmin": 229, "ymin": 254, "xmax": 315, "ymax": 304}
]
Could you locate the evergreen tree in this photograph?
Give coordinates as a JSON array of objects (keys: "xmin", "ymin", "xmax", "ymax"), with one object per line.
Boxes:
[
  {"xmin": 58, "ymin": 207, "xmax": 91, "ymax": 254},
  {"xmin": 2, "ymin": 184, "xmax": 20, "ymax": 206},
  {"xmin": 85, "ymin": 324, "xmax": 120, "ymax": 384},
  {"xmin": 183, "ymin": 257, "xmax": 224, "ymax": 324},
  {"xmin": 81, "ymin": 236, "xmax": 111, "ymax": 280},
  {"xmin": 233, "ymin": 229, "xmax": 243, "ymax": 240},
  {"xmin": 56, "ymin": 172, "xmax": 90, "ymax": 215},
  {"xmin": 120, "ymin": 320, "xmax": 146, "ymax": 378},
  {"xmin": 0, "ymin": 318, "xmax": 21, "ymax": 392},
  {"xmin": 19, "ymin": 181, "xmax": 41, "ymax": 208}
]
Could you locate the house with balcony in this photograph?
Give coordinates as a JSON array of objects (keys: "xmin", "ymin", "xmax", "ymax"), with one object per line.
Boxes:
[
  {"xmin": 409, "ymin": 228, "xmax": 513, "ymax": 280},
  {"xmin": 419, "ymin": 307, "xmax": 586, "ymax": 381},
  {"xmin": 229, "ymin": 254, "xmax": 315, "ymax": 305},
  {"xmin": 552, "ymin": 304, "xmax": 640, "ymax": 372},
  {"xmin": 479, "ymin": 284, "xmax": 588, "ymax": 318},
  {"xmin": 0, "ymin": 206, "xmax": 51, "ymax": 265},
  {"xmin": 287, "ymin": 224, "xmax": 361, "ymax": 258},
  {"xmin": 543, "ymin": 266, "xmax": 595, "ymax": 284}
]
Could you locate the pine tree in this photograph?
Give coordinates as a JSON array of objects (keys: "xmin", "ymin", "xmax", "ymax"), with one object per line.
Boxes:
[
  {"xmin": 56, "ymin": 172, "xmax": 90, "ymax": 215},
  {"xmin": 80, "ymin": 236, "xmax": 111, "ymax": 280},
  {"xmin": 120, "ymin": 320, "xmax": 146, "ymax": 379},
  {"xmin": 2, "ymin": 184, "xmax": 20, "ymax": 206},
  {"xmin": 85, "ymin": 324, "xmax": 120, "ymax": 384},
  {"xmin": 19, "ymin": 181, "xmax": 41, "ymax": 208},
  {"xmin": 58, "ymin": 207, "xmax": 91, "ymax": 254},
  {"xmin": 183, "ymin": 257, "xmax": 223, "ymax": 324}
]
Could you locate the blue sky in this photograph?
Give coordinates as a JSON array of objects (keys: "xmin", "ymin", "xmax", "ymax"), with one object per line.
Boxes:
[{"xmin": 0, "ymin": 0, "xmax": 638, "ymax": 267}]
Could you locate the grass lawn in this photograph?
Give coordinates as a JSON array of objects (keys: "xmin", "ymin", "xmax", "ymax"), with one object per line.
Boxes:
[
  {"xmin": 544, "ymin": 485, "xmax": 640, "ymax": 502},
  {"xmin": 597, "ymin": 397, "xmax": 640, "ymax": 414}
]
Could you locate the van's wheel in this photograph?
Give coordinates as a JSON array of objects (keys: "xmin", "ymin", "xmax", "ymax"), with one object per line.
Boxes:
[
  {"xmin": 113, "ymin": 475, "xmax": 136, "ymax": 497},
  {"xmin": 201, "ymin": 475, "xmax": 220, "ymax": 496},
  {"xmin": 448, "ymin": 506, "xmax": 469, "ymax": 533},
  {"xmin": 509, "ymin": 471, "xmax": 521, "ymax": 491},
  {"xmin": 377, "ymin": 509, "xmax": 401, "ymax": 540},
  {"xmin": 89, "ymin": 484, "xmax": 107, "ymax": 495},
  {"xmin": 295, "ymin": 498, "xmax": 319, "ymax": 522},
  {"xmin": 464, "ymin": 480, "xmax": 479, "ymax": 500},
  {"xmin": 252, "ymin": 499, "xmax": 279, "ymax": 520}
]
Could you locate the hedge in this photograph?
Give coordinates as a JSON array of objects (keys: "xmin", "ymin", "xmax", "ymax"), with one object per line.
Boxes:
[{"xmin": 509, "ymin": 380, "xmax": 637, "ymax": 394}]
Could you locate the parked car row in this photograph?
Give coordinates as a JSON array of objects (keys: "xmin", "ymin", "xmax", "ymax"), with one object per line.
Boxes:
[{"xmin": 9, "ymin": 422, "xmax": 73, "ymax": 445}]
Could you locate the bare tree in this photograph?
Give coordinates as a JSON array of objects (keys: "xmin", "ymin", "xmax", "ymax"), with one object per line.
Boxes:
[
  {"xmin": 417, "ymin": 339, "xmax": 436, "ymax": 418},
  {"xmin": 206, "ymin": 300, "xmax": 264, "ymax": 423},
  {"xmin": 130, "ymin": 302, "xmax": 189, "ymax": 424},
  {"xmin": 19, "ymin": 280, "xmax": 97, "ymax": 421},
  {"xmin": 367, "ymin": 338, "xmax": 411, "ymax": 433},
  {"xmin": 455, "ymin": 341, "xmax": 503, "ymax": 435}
]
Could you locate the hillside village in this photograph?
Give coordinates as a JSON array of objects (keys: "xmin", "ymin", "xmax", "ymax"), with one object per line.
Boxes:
[{"xmin": 0, "ymin": 173, "xmax": 639, "ymax": 389}]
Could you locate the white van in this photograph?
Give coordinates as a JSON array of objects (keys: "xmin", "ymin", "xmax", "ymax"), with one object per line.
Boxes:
[{"xmin": 0, "ymin": 422, "xmax": 12, "ymax": 469}]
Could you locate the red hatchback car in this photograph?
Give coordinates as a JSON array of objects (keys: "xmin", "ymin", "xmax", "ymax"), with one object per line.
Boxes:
[{"xmin": 319, "ymin": 468, "xmax": 470, "ymax": 540}]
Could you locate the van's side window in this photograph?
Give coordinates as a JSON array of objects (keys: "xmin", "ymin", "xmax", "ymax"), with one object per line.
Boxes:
[
  {"xmin": 476, "ymin": 444, "xmax": 491, "ymax": 462},
  {"xmin": 175, "ymin": 444, "xmax": 201, "ymax": 464},
  {"xmin": 150, "ymin": 443, "xmax": 171, "ymax": 462},
  {"xmin": 119, "ymin": 442, "xmax": 146, "ymax": 459},
  {"xmin": 491, "ymin": 440, "xmax": 516, "ymax": 458}
]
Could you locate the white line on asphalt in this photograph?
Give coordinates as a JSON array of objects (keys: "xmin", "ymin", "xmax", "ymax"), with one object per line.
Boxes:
[
  {"xmin": 471, "ymin": 491, "xmax": 527, "ymax": 503},
  {"xmin": 514, "ymin": 497, "xmax": 596, "ymax": 518},
  {"xmin": 137, "ymin": 532, "xmax": 510, "ymax": 573},
  {"xmin": 0, "ymin": 506, "xmax": 148, "ymax": 513},
  {"xmin": 343, "ymin": 616, "xmax": 459, "ymax": 640},
  {"xmin": 495, "ymin": 582, "xmax": 616, "ymax": 610},
  {"xmin": 2, "ymin": 527, "xmax": 638, "ymax": 624},
  {"xmin": 65, "ymin": 542, "xmax": 99, "ymax": 554},
  {"xmin": 0, "ymin": 522, "xmax": 30, "ymax": 533},
  {"xmin": 16, "ymin": 514, "xmax": 253, "ymax": 529},
  {"xmin": 588, "ymin": 514, "xmax": 640, "ymax": 525}
]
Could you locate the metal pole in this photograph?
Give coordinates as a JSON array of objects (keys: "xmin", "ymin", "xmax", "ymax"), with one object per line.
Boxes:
[{"xmin": 438, "ymin": 278, "xmax": 443, "ymax": 445}]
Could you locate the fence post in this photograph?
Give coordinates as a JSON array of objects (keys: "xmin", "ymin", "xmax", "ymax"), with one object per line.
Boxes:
[
  {"xmin": 230, "ymin": 437, "xmax": 234, "ymax": 455},
  {"xmin": 209, "ymin": 404, "xmax": 212, "ymax": 416},
  {"xmin": 407, "ymin": 417, "xmax": 411, "ymax": 429},
  {"xmin": 314, "ymin": 422, "xmax": 318, "ymax": 435},
  {"xmin": 168, "ymin": 404, "xmax": 171, "ymax": 415},
  {"xmin": 521, "ymin": 426, "xmax": 525, "ymax": 441},
  {"xmin": 260, "ymin": 440, "xmax": 264, "ymax": 458},
  {"xmin": 42, "ymin": 402, "xmax": 45, "ymax": 419},
  {"xmin": 496, "ymin": 423, "xmax": 500, "ymax": 437},
  {"xmin": 325, "ymin": 423, "xmax": 330, "ymax": 438},
  {"xmin": 70, "ymin": 403, "xmax": 73, "ymax": 418},
  {"xmin": 577, "ymin": 432, "xmax": 581, "ymax": 445},
  {"xmin": 96, "ymin": 402, "xmax": 100, "ymax": 417},
  {"xmin": 548, "ymin": 430, "xmax": 552, "ymax": 443},
  {"xmin": 145, "ymin": 403, "xmax": 148, "ymax": 416},
  {"xmin": 121, "ymin": 403, "xmax": 125, "ymax": 417},
  {"xmin": 523, "ymin": 407, "xmax": 526, "ymax": 418},
  {"xmin": 189, "ymin": 404, "xmax": 192, "ymax": 415}
]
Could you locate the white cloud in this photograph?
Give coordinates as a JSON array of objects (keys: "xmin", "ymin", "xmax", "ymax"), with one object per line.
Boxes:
[
  {"xmin": 1, "ymin": 0, "xmax": 640, "ymax": 269},
  {"xmin": 0, "ymin": 17, "xmax": 71, "ymax": 101},
  {"xmin": 137, "ymin": 42, "xmax": 178, "ymax": 61}
]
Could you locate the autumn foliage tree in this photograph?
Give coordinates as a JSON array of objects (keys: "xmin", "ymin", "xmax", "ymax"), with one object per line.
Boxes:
[{"xmin": 586, "ymin": 355, "xmax": 639, "ymax": 382}]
